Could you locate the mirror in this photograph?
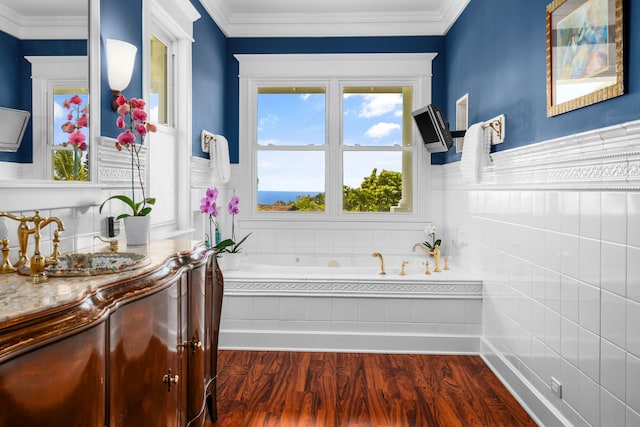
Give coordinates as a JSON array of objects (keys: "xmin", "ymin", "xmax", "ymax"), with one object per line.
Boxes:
[{"xmin": 0, "ymin": 0, "xmax": 89, "ymax": 180}]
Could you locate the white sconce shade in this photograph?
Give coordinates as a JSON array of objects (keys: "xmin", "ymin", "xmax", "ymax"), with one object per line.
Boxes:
[{"xmin": 106, "ymin": 39, "xmax": 137, "ymax": 92}]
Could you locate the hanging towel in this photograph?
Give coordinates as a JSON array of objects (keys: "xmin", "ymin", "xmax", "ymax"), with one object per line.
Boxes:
[
  {"xmin": 213, "ymin": 134, "xmax": 231, "ymax": 184},
  {"xmin": 459, "ymin": 122, "xmax": 490, "ymax": 184}
]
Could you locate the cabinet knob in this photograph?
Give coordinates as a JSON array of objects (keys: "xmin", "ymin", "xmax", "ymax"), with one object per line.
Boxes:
[
  {"xmin": 162, "ymin": 369, "xmax": 179, "ymax": 392},
  {"xmin": 179, "ymin": 336, "xmax": 203, "ymax": 354}
]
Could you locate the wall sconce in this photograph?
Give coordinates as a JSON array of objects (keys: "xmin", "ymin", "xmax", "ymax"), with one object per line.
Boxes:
[{"xmin": 105, "ymin": 39, "xmax": 137, "ymax": 111}]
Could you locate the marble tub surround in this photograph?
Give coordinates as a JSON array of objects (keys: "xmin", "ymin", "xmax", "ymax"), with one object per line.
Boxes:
[{"xmin": 0, "ymin": 240, "xmax": 207, "ymax": 325}]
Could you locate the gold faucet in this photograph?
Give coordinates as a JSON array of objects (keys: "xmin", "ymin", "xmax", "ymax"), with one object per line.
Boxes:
[
  {"xmin": 412, "ymin": 242, "xmax": 441, "ymax": 272},
  {"xmin": 94, "ymin": 235, "xmax": 119, "ymax": 253},
  {"xmin": 372, "ymin": 252, "xmax": 386, "ymax": 275},
  {"xmin": 399, "ymin": 260, "xmax": 408, "ymax": 276},
  {"xmin": 0, "ymin": 211, "xmax": 65, "ymax": 283}
]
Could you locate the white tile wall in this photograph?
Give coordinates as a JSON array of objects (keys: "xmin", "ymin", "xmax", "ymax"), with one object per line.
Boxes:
[{"xmin": 439, "ymin": 120, "xmax": 640, "ymax": 425}]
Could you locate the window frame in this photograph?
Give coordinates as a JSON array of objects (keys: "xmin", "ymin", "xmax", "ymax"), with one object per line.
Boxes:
[{"xmin": 238, "ymin": 53, "xmax": 436, "ymax": 223}]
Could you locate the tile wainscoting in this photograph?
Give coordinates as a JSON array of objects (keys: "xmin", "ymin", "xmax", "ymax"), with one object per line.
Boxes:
[{"xmin": 436, "ymin": 119, "xmax": 640, "ymax": 427}]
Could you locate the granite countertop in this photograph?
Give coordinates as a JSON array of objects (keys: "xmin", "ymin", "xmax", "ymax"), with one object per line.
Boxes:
[{"xmin": 0, "ymin": 240, "xmax": 206, "ymax": 325}]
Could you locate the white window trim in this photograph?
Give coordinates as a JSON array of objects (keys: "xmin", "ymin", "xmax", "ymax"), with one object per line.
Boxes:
[
  {"xmin": 26, "ymin": 56, "xmax": 88, "ymax": 181},
  {"xmin": 237, "ymin": 53, "xmax": 436, "ymax": 224}
]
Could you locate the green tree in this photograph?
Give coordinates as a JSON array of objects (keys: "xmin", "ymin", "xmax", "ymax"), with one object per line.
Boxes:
[
  {"xmin": 53, "ymin": 150, "xmax": 89, "ymax": 181},
  {"xmin": 343, "ymin": 168, "xmax": 402, "ymax": 212}
]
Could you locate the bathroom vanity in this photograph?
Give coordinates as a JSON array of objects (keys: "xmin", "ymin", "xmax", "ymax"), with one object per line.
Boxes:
[{"xmin": 0, "ymin": 241, "xmax": 223, "ymax": 427}]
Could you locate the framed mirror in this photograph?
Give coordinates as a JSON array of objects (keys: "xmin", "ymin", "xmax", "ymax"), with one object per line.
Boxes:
[{"xmin": 0, "ymin": 0, "xmax": 91, "ymax": 181}]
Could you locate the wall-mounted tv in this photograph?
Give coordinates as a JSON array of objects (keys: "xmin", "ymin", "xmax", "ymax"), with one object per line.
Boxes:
[
  {"xmin": 412, "ymin": 104, "xmax": 465, "ymax": 153},
  {"xmin": 0, "ymin": 107, "xmax": 30, "ymax": 152}
]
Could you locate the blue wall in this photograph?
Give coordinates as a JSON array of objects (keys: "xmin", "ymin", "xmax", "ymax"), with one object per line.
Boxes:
[
  {"xmin": 436, "ymin": 0, "xmax": 639, "ymax": 164},
  {"xmin": 191, "ymin": 0, "xmax": 227, "ymax": 158},
  {"xmin": 0, "ymin": 36, "xmax": 86, "ymax": 163},
  {"xmin": 100, "ymin": 0, "xmax": 143, "ymax": 139},
  {"xmin": 220, "ymin": 36, "xmax": 446, "ymax": 163}
]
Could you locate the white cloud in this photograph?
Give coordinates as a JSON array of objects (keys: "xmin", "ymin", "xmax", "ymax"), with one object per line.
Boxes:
[
  {"xmin": 54, "ymin": 101, "xmax": 64, "ymax": 120},
  {"xmin": 258, "ymin": 114, "xmax": 279, "ymax": 130},
  {"xmin": 359, "ymin": 94, "xmax": 402, "ymax": 118},
  {"xmin": 365, "ymin": 122, "xmax": 401, "ymax": 139}
]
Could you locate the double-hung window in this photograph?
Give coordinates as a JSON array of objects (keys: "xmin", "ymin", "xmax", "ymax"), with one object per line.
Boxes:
[{"xmin": 238, "ymin": 53, "xmax": 436, "ymax": 220}]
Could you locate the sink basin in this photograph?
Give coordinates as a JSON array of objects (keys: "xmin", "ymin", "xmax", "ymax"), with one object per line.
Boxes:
[{"xmin": 20, "ymin": 252, "xmax": 151, "ymax": 277}]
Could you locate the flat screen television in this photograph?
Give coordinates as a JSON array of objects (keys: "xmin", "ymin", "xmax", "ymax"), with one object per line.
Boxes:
[
  {"xmin": 0, "ymin": 107, "xmax": 30, "ymax": 152},
  {"xmin": 412, "ymin": 104, "xmax": 465, "ymax": 153}
]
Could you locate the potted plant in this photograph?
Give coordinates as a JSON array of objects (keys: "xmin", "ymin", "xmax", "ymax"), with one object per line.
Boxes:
[
  {"xmin": 99, "ymin": 95, "xmax": 156, "ymax": 245},
  {"xmin": 200, "ymin": 188, "xmax": 251, "ymax": 269}
]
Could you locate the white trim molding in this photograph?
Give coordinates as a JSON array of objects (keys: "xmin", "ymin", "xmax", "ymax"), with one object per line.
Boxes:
[{"xmin": 441, "ymin": 119, "xmax": 640, "ymax": 191}]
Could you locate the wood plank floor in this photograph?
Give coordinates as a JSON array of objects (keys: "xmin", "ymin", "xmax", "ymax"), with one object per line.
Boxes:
[{"xmin": 207, "ymin": 351, "xmax": 537, "ymax": 427}]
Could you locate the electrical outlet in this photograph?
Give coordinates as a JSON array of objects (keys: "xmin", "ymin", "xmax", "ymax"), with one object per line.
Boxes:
[{"xmin": 551, "ymin": 377, "xmax": 562, "ymax": 399}]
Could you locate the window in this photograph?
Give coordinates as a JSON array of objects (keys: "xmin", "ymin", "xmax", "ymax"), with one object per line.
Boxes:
[
  {"xmin": 52, "ymin": 88, "xmax": 89, "ymax": 181},
  {"xmin": 149, "ymin": 34, "xmax": 169, "ymax": 125},
  {"xmin": 239, "ymin": 53, "xmax": 435, "ymax": 220}
]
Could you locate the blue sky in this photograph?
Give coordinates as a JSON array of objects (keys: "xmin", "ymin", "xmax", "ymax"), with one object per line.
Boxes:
[{"xmin": 257, "ymin": 91, "xmax": 404, "ymax": 191}]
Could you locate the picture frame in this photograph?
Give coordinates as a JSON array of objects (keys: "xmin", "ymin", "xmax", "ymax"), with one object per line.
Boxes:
[{"xmin": 546, "ymin": 0, "xmax": 624, "ymax": 117}]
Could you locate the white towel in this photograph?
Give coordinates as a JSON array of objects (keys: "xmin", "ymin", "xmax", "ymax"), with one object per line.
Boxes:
[
  {"xmin": 213, "ymin": 135, "xmax": 231, "ymax": 184},
  {"xmin": 459, "ymin": 122, "xmax": 490, "ymax": 184}
]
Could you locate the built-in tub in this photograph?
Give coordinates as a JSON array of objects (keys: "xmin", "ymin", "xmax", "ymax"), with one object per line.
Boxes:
[{"xmin": 218, "ymin": 253, "xmax": 483, "ymax": 354}]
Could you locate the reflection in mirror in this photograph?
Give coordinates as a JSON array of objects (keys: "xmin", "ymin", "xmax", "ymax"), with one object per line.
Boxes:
[{"xmin": 0, "ymin": 0, "xmax": 89, "ymax": 180}]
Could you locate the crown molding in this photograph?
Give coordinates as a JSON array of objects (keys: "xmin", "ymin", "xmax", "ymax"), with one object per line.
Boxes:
[
  {"xmin": 0, "ymin": 4, "xmax": 86, "ymax": 40},
  {"xmin": 439, "ymin": 119, "xmax": 640, "ymax": 191},
  {"xmin": 199, "ymin": 0, "xmax": 469, "ymax": 38}
]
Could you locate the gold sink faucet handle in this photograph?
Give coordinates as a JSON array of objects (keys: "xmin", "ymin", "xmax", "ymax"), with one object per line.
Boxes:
[
  {"xmin": 423, "ymin": 260, "xmax": 431, "ymax": 275},
  {"xmin": 94, "ymin": 235, "xmax": 119, "ymax": 253},
  {"xmin": 0, "ymin": 238, "xmax": 16, "ymax": 274},
  {"xmin": 399, "ymin": 260, "xmax": 408, "ymax": 276}
]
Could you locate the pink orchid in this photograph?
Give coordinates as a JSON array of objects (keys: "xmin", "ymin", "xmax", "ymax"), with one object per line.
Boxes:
[
  {"xmin": 227, "ymin": 195, "xmax": 240, "ymax": 215},
  {"xmin": 76, "ymin": 114, "xmax": 88, "ymax": 128},
  {"xmin": 116, "ymin": 115, "xmax": 125, "ymax": 129},
  {"xmin": 135, "ymin": 122, "xmax": 147, "ymax": 136},
  {"xmin": 117, "ymin": 103, "xmax": 130, "ymax": 115},
  {"xmin": 69, "ymin": 130, "xmax": 86, "ymax": 147},
  {"xmin": 117, "ymin": 130, "xmax": 136, "ymax": 145},
  {"xmin": 69, "ymin": 95, "xmax": 83, "ymax": 105},
  {"xmin": 61, "ymin": 122, "xmax": 75, "ymax": 133},
  {"xmin": 132, "ymin": 108, "xmax": 147, "ymax": 122}
]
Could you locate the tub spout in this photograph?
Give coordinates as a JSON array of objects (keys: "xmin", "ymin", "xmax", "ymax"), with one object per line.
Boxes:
[
  {"xmin": 372, "ymin": 252, "xmax": 386, "ymax": 275},
  {"xmin": 412, "ymin": 242, "xmax": 441, "ymax": 272}
]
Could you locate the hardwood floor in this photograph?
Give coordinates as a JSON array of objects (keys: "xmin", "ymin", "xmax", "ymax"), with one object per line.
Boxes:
[{"xmin": 207, "ymin": 351, "xmax": 537, "ymax": 427}]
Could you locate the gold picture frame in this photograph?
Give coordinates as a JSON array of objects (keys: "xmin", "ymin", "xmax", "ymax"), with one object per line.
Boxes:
[{"xmin": 546, "ymin": 0, "xmax": 624, "ymax": 116}]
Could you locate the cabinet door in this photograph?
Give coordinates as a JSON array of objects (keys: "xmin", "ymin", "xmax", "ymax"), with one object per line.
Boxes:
[
  {"xmin": 0, "ymin": 324, "xmax": 106, "ymax": 427},
  {"xmin": 109, "ymin": 278, "xmax": 185, "ymax": 427},
  {"xmin": 186, "ymin": 257, "xmax": 206, "ymax": 424}
]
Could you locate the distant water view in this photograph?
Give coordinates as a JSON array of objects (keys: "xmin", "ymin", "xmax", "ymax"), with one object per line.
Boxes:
[{"xmin": 258, "ymin": 191, "xmax": 321, "ymax": 205}]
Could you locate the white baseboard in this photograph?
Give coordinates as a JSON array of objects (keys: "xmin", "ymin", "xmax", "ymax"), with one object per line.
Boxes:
[
  {"xmin": 480, "ymin": 337, "xmax": 573, "ymax": 427},
  {"xmin": 219, "ymin": 330, "xmax": 479, "ymax": 354}
]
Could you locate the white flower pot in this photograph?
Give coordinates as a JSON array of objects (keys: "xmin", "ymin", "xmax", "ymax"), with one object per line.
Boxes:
[
  {"xmin": 218, "ymin": 252, "xmax": 241, "ymax": 271},
  {"xmin": 124, "ymin": 216, "xmax": 151, "ymax": 246}
]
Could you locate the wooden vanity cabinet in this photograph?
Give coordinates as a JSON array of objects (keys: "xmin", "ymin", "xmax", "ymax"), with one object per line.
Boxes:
[{"xmin": 0, "ymin": 243, "xmax": 222, "ymax": 427}]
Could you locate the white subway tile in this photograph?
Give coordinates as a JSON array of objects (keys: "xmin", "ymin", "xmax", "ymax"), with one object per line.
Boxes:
[
  {"xmin": 601, "ymin": 242, "xmax": 627, "ymax": 297},
  {"xmin": 628, "ymin": 299, "xmax": 640, "ymax": 357},
  {"xmin": 629, "ymin": 192, "xmax": 640, "ymax": 248},
  {"xmin": 578, "ymin": 327, "xmax": 600, "ymax": 382},
  {"xmin": 601, "ymin": 388, "xmax": 626, "ymax": 427},
  {"xmin": 601, "ymin": 339, "xmax": 626, "ymax": 401},
  {"xmin": 628, "ymin": 246, "xmax": 640, "ymax": 304},
  {"xmin": 580, "ymin": 192, "xmax": 601, "ymax": 240},
  {"xmin": 545, "ymin": 307, "xmax": 562, "ymax": 355},
  {"xmin": 561, "ymin": 234, "xmax": 580, "ymax": 280},
  {"xmin": 627, "ymin": 407, "xmax": 640, "ymax": 427},
  {"xmin": 578, "ymin": 237, "xmax": 601, "ymax": 287},
  {"xmin": 601, "ymin": 290, "xmax": 627, "ymax": 349},
  {"xmin": 546, "ymin": 192, "xmax": 562, "ymax": 232},
  {"xmin": 561, "ymin": 192, "xmax": 580, "ymax": 236},
  {"xmin": 561, "ymin": 318, "xmax": 579, "ymax": 366},
  {"xmin": 578, "ymin": 373, "xmax": 600, "ymax": 427},
  {"xmin": 627, "ymin": 353, "xmax": 640, "ymax": 414},
  {"xmin": 561, "ymin": 276, "xmax": 580, "ymax": 323},
  {"xmin": 579, "ymin": 282, "xmax": 600, "ymax": 334},
  {"xmin": 601, "ymin": 192, "xmax": 627, "ymax": 245}
]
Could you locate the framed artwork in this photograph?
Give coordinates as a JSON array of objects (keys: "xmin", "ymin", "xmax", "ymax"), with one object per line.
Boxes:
[{"xmin": 546, "ymin": 0, "xmax": 623, "ymax": 116}]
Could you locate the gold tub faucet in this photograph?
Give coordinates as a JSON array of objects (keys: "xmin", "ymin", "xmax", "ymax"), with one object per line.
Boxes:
[
  {"xmin": 0, "ymin": 211, "xmax": 65, "ymax": 283},
  {"xmin": 94, "ymin": 235, "xmax": 119, "ymax": 253},
  {"xmin": 412, "ymin": 242, "xmax": 441, "ymax": 272},
  {"xmin": 372, "ymin": 252, "xmax": 386, "ymax": 275}
]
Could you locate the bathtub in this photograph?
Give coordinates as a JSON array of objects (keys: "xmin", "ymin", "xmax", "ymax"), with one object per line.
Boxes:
[
  {"xmin": 219, "ymin": 253, "xmax": 483, "ymax": 353},
  {"xmin": 220, "ymin": 253, "xmax": 482, "ymax": 298}
]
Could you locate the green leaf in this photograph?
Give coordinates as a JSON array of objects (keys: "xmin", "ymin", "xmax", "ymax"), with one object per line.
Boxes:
[
  {"xmin": 434, "ymin": 239, "xmax": 441, "ymax": 248},
  {"xmin": 99, "ymin": 195, "xmax": 137, "ymax": 215},
  {"xmin": 214, "ymin": 238, "xmax": 235, "ymax": 253}
]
